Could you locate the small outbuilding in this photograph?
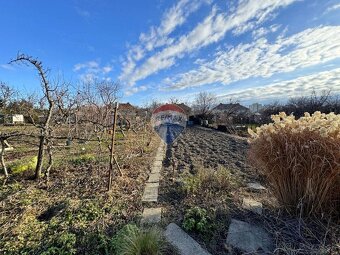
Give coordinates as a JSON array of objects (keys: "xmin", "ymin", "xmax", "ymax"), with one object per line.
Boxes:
[{"xmin": 2, "ymin": 114, "xmax": 25, "ymax": 124}]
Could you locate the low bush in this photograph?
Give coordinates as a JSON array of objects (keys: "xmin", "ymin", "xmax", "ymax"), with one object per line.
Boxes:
[
  {"xmin": 41, "ymin": 232, "xmax": 77, "ymax": 255},
  {"xmin": 69, "ymin": 154, "xmax": 95, "ymax": 165},
  {"xmin": 182, "ymin": 207, "xmax": 214, "ymax": 234},
  {"xmin": 112, "ymin": 224, "xmax": 167, "ymax": 255},
  {"xmin": 181, "ymin": 166, "xmax": 231, "ymax": 194},
  {"xmin": 65, "ymin": 200, "xmax": 104, "ymax": 224},
  {"xmin": 248, "ymin": 112, "xmax": 340, "ymax": 217},
  {"xmin": 9, "ymin": 156, "xmax": 37, "ymax": 174}
]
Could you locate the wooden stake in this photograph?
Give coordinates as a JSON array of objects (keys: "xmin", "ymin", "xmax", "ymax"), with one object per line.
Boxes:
[{"xmin": 108, "ymin": 102, "xmax": 119, "ymax": 191}]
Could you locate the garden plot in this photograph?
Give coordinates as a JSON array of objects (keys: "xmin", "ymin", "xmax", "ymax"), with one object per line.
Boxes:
[
  {"xmin": 159, "ymin": 126, "xmax": 339, "ymax": 255},
  {"xmin": 0, "ymin": 128, "xmax": 163, "ymax": 254}
]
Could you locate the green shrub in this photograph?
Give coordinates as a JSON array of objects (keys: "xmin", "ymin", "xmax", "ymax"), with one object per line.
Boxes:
[
  {"xmin": 66, "ymin": 201, "xmax": 104, "ymax": 224},
  {"xmin": 41, "ymin": 232, "xmax": 77, "ymax": 255},
  {"xmin": 115, "ymin": 132, "xmax": 125, "ymax": 140},
  {"xmin": 182, "ymin": 207, "xmax": 214, "ymax": 234},
  {"xmin": 9, "ymin": 156, "xmax": 37, "ymax": 174},
  {"xmin": 112, "ymin": 224, "xmax": 166, "ymax": 255},
  {"xmin": 182, "ymin": 166, "xmax": 231, "ymax": 194},
  {"xmin": 69, "ymin": 154, "xmax": 95, "ymax": 165},
  {"xmin": 80, "ymin": 231, "xmax": 114, "ymax": 255}
]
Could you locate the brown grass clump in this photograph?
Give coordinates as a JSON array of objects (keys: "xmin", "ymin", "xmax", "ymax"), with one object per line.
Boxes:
[
  {"xmin": 248, "ymin": 112, "xmax": 340, "ymax": 217},
  {"xmin": 181, "ymin": 166, "xmax": 232, "ymax": 194}
]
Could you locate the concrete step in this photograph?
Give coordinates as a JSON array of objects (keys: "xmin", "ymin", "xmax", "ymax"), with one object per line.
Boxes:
[
  {"xmin": 142, "ymin": 182, "xmax": 159, "ymax": 202},
  {"xmin": 165, "ymin": 223, "xmax": 211, "ymax": 255},
  {"xmin": 147, "ymin": 172, "xmax": 160, "ymax": 183},
  {"xmin": 141, "ymin": 207, "xmax": 162, "ymax": 224}
]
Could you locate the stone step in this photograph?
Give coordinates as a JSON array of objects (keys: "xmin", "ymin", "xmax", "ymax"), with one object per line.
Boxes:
[
  {"xmin": 141, "ymin": 207, "xmax": 162, "ymax": 224},
  {"xmin": 226, "ymin": 219, "xmax": 273, "ymax": 254},
  {"xmin": 165, "ymin": 223, "xmax": 211, "ymax": 255},
  {"xmin": 150, "ymin": 165, "xmax": 161, "ymax": 174},
  {"xmin": 142, "ymin": 182, "xmax": 159, "ymax": 202},
  {"xmin": 153, "ymin": 160, "xmax": 163, "ymax": 168},
  {"xmin": 147, "ymin": 172, "xmax": 160, "ymax": 183}
]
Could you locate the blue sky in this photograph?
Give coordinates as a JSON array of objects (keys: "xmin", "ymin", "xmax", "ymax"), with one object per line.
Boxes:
[{"xmin": 1, "ymin": 0, "xmax": 340, "ymax": 106}]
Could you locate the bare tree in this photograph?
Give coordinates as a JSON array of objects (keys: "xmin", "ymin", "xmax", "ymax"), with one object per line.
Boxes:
[
  {"xmin": 168, "ymin": 97, "xmax": 179, "ymax": 104},
  {"xmin": 78, "ymin": 79, "xmax": 122, "ymax": 189},
  {"xmin": 192, "ymin": 91, "xmax": 216, "ymax": 118},
  {"xmin": 260, "ymin": 90, "xmax": 340, "ymax": 123},
  {"xmin": 10, "ymin": 54, "xmax": 55, "ymax": 179},
  {"xmin": 0, "ymin": 82, "xmax": 14, "ymax": 110}
]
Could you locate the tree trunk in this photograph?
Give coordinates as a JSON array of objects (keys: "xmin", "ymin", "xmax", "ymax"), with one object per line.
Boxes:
[
  {"xmin": 35, "ymin": 133, "xmax": 45, "ymax": 179},
  {"xmin": 45, "ymin": 139, "xmax": 53, "ymax": 179}
]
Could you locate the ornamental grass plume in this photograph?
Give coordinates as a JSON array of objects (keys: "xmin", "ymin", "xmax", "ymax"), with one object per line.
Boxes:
[{"xmin": 248, "ymin": 112, "xmax": 340, "ymax": 217}]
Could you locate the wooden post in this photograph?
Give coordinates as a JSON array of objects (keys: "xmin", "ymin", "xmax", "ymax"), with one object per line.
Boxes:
[
  {"xmin": 108, "ymin": 102, "xmax": 119, "ymax": 191},
  {"xmin": 0, "ymin": 139, "xmax": 8, "ymax": 178}
]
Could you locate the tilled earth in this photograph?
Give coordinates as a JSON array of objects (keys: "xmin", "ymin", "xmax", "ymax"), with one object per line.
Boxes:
[
  {"xmin": 165, "ymin": 126, "xmax": 261, "ymax": 183},
  {"xmin": 159, "ymin": 126, "xmax": 270, "ymax": 255},
  {"xmin": 159, "ymin": 126, "xmax": 337, "ymax": 255}
]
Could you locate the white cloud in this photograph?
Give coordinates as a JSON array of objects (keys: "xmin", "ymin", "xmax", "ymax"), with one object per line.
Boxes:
[
  {"xmin": 102, "ymin": 65, "xmax": 113, "ymax": 74},
  {"xmin": 73, "ymin": 61, "xmax": 99, "ymax": 72},
  {"xmin": 122, "ymin": 0, "xmax": 298, "ymax": 86},
  {"xmin": 216, "ymin": 68, "xmax": 340, "ymax": 102},
  {"xmin": 252, "ymin": 24, "xmax": 281, "ymax": 39},
  {"xmin": 120, "ymin": 0, "xmax": 210, "ymax": 83},
  {"xmin": 164, "ymin": 26, "xmax": 340, "ymax": 90},
  {"xmin": 324, "ymin": 3, "xmax": 340, "ymax": 14},
  {"xmin": 1, "ymin": 64, "xmax": 15, "ymax": 70},
  {"xmin": 125, "ymin": 85, "xmax": 148, "ymax": 96},
  {"xmin": 75, "ymin": 6, "xmax": 90, "ymax": 17},
  {"xmin": 73, "ymin": 60, "xmax": 113, "ymax": 82}
]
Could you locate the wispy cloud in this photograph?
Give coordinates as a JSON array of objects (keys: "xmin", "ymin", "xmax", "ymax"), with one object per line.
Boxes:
[
  {"xmin": 216, "ymin": 68, "xmax": 340, "ymax": 102},
  {"xmin": 120, "ymin": 0, "xmax": 210, "ymax": 83},
  {"xmin": 164, "ymin": 26, "xmax": 340, "ymax": 90},
  {"xmin": 252, "ymin": 24, "xmax": 281, "ymax": 39},
  {"xmin": 121, "ymin": 0, "xmax": 298, "ymax": 86},
  {"xmin": 125, "ymin": 85, "xmax": 148, "ymax": 96},
  {"xmin": 75, "ymin": 6, "xmax": 90, "ymax": 17},
  {"xmin": 1, "ymin": 64, "xmax": 15, "ymax": 70},
  {"xmin": 324, "ymin": 3, "xmax": 340, "ymax": 14},
  {"xmin": 73, "ymin": 60, "xmax": 113, "ymax": 82}
]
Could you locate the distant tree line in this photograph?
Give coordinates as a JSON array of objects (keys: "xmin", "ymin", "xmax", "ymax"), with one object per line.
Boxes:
[{"xmin": 260, "ymin": 90, "xmax": 340, "ymax": 123}]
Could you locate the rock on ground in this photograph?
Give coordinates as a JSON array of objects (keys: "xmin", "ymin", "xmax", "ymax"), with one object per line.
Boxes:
[
  {"xmin": 165, "ymin": 223, "xmax": 211, "ymax": 255},
  {"xmin": 242, "ymin": 197, "xmax": 263, "ymax": 215},
  {"xmin": 226, "ymin": 219, "xmax": 273, "ymax": 254}
]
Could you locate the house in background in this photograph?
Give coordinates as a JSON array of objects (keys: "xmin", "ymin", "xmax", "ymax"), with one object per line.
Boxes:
[
  {"xmin": 118, "ymin": 102, "xmax": 138, "ymax": 118},
  {"xmin": 212, "ymin": 103, "xmax": 251, "ymax": 124},
  {"xmin": 1, "ymin": 114, "xmax": 25, "ymax": 124},
  {"xmin": 11, "ymin": 114, "xmax": 24, "ymax": 124},
  {"xmin": 175, "ymin": 103, "xmax": 192, "ymax": 116},
  {"xmin": 249, "ymin": 103, "xmax": 263, "ymax": 113}
]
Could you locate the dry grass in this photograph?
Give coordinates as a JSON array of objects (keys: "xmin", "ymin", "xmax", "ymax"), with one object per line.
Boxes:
[
  {"xmin": 249, "ymin": 129, "xmax": 340, "ymax": 217},
  {"xmin": 0, "ymin": 129, "xmax": 160, "ymax": 254},
  {"xmin": 181, "ymin": 166, "xmax": 234, "ymax": 194}
]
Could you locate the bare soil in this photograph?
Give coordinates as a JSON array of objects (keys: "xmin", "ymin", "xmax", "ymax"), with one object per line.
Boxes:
[{"xmin": 159, "ymin": 126, "xmax": 339, "ymax": 255}]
